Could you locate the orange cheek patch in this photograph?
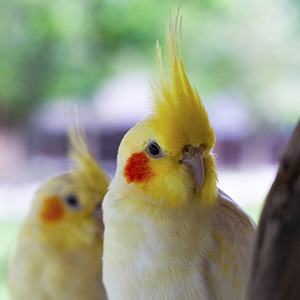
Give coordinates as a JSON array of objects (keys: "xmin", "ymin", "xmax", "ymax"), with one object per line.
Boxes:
[
  {"xmin": 40, "ymin": 197, "xmax": 65, "ymax": 223},
  {"xmin": 124, "ymin": 151, "xmax": 154, "ymax": 184}
]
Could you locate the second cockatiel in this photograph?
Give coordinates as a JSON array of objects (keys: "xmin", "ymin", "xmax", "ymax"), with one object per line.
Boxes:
[
  {"xmin": 8, "ymin": 123, "xmax": 109, "ymax": 300},
  {"xmin": 103, "ymin": 10, "xmax": 256, "ymax": 300}
]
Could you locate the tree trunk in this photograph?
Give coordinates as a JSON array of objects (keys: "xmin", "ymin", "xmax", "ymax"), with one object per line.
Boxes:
[{"xmin": 247, "ymin": 120, "xmax": 300, "ymax": 300}]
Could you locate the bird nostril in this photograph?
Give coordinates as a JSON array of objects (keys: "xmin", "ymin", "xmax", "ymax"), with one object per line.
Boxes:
[
  {"xmin": 183, "ymin": 145, "xmax": 195, "ymax": 155},
  {"xmin": 181, "ymin": 145, "xmax": 198, "ymax": 162}
]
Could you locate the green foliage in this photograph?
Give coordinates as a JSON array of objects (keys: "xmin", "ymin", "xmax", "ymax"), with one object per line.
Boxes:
[
  {"xmin": 0, "ymin": 0, "xmax": 299, "ymax": 126},
  {"xmin": 181, "ymin": 0, "xmax": 300, "ymax": 128},
  {"xmin": 0, "ymin": 0, "xmax": 175, "ymax": 123}
]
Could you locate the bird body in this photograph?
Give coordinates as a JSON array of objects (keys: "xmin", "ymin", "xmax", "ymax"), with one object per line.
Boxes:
[
  {"xmin": 103, "ymin": 9, "xmax": 256, "ymax": 300},
  {"xmin": 104, "ymin": 178, "xmax": 254, "ymax": 300},
  {"xmin": 103, "ymin": 178, "xmax": 213, "ymax": 300},
  {"xmin": 9, "ymin": 238, "xmax": 105, "ymax": 300},
  {"xmin": 8, "ymin": 123, "xmax": 109, "ymax": 300}
]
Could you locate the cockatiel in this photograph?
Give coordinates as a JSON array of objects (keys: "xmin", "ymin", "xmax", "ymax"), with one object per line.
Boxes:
[
  {"xmin": 102, "ymin": 9, "xmax": 256, "ymax": 300},
  {"xmin": 7, "ymin": 123, "xmax": 109, "ymax": 300}
]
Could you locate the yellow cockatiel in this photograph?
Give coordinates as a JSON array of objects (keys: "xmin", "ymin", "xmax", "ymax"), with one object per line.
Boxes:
[
  {"xmin": 102, "ymin": 9, "xmax": 256, "ymax": 300},
  {"xmin": 8, "ymin": 123, "xmax": 109, "ymax": 300}
]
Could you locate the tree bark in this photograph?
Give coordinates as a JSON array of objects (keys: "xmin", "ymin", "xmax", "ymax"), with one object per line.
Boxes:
[{"xmin": 247, "ymin": 120, "xmax": 300, "ymax": 300}]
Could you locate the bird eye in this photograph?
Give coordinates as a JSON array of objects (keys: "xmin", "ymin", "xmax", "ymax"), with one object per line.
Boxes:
[
  {"xmin": 64, "ymin": 194, "xmax": 80, "ymax": 208},
  {"xmin": 146, "ymin": 142, "xmax": 164, "ymax": 158}
]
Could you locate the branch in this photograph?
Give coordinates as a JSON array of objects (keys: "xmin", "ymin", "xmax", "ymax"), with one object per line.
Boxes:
[{"xmin": 247, "ymin": 120, "xmax": 300, "ymax": 300}]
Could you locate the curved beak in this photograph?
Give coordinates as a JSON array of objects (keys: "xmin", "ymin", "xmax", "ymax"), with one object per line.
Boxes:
[{"xmin": 180, "ymin": 144, "xmax": 205, "ymax": 191}]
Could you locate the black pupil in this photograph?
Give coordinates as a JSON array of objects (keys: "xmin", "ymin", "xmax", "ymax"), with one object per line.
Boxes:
[
  {"xmin": 66, "ymin": 195, "xmax": 78, "ymax": 206},
  {"xmin": 149, "ymin": 144, "xmax": 160, "ymax": 156}
]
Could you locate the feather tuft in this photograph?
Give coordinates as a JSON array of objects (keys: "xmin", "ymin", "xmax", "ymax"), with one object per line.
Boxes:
[
  {"xmin": 66, "ymin": 106, "xmax": 110, "ymax": 196},
  {"xmin": 150, "ymin": 7, "xmax": 215, "ymax": 154}
]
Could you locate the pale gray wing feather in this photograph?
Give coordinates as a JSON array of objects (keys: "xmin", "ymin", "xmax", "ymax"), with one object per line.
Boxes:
[{"xmin": 202, "ymin": 188, "xmax": 256, "ymax": 300}]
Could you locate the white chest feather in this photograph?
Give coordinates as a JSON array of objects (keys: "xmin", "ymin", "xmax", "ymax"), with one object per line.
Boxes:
[{"xmin": 103, "ymin": 197, "xmax": 213, "ymax": 300}]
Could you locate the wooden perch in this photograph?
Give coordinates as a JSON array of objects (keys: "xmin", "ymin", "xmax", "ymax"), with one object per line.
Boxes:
[{"xmin": 247, "ymin": 120, "xmax": 300, "ymax": 300}]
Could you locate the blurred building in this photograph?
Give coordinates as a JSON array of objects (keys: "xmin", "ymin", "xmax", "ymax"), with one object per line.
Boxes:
[
  {"xmin": 207, "ymin": 93, "xmax": 289, "ymax": 167},
  {"xmin": 94, "ymin": 71, "xmax": 150, "ymax": 160},
  {"xmin": 27, "ymin": 72, "xmax": 150, "ymax": 177},
  {"xmin": 25, "ymin": 71, "xmax": 290, "ymax": 182}
]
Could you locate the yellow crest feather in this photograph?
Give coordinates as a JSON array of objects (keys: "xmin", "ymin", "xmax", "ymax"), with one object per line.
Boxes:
[
  {"xmin": 150, "ymin": 8, "xmax": 215, "ymax": 154},
  {"xmin": 67, "ymin": 113, "xmax": 110, "ymax": 198}
]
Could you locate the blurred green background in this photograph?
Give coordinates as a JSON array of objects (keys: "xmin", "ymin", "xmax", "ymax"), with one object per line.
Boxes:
[
  {"xmin": 1, "ymin": 0, "xmax": 300, "ymax": 298},
  {"xmin": 1, "ymin": 0, "xmax": 299, "ymax": 127}
]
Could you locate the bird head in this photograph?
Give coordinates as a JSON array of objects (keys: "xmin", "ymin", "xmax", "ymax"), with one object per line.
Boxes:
[
  {"xmin": 28, "ymin": 124, "xmax": 110, "ymax": 247},
  {"xmin": 115, "ymin": 10, "xmax": 217, "ymax": 209}
]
